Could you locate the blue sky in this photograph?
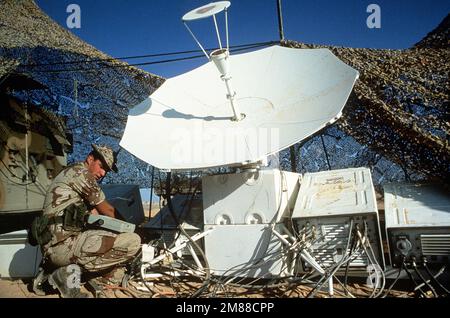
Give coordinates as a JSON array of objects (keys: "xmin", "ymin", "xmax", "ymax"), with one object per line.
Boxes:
[{"xmin": 35, "ymin": 0, "xmax": 449, "ymax": 78}]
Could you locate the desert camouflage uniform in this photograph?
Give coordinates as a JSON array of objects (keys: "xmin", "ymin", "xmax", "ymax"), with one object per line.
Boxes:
[{"xmin": 42, "ymin": 162, "xmax": 140, "ymax": 272}]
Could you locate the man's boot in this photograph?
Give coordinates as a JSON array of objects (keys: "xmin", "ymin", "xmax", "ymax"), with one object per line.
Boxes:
[
  {"xmin": 32, "ymin": 267, "xmax": 48, "ymax": 296},
  {"xmin": 48, "ymin": 264, "xmax": 89, "ymax": 298},
  {"xmin": 101, "ymin": 266, "xmax": 126, "ymax": 285}
]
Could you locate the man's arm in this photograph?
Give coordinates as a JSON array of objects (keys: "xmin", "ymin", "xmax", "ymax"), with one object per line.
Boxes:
[{"xmin": 94, "ymin": 200, "xmax": 117, "ymax": 218}]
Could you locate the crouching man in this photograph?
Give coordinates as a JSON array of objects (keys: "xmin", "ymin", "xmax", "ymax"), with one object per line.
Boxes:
[{"xmin": 33, "ymin": 144, "xmax": 141, "ymax": 298}]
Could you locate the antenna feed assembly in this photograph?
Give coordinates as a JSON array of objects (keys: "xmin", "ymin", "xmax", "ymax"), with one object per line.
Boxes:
[
  {"xmin": 182, "ymin": 1, "xmax": 244, "ymax": 122},
  {"xmin": 210, "ymin": 48, "xmax": 244, "ymax": 121}
]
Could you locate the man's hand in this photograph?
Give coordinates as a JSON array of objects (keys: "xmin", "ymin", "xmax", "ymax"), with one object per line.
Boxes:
[
  {"xmin": 90, "ymin": 208, "xmax": 99, "ymax": 215},
  {"xmin": 95, "ymin": 201, "xmax": 117, "ymax": 218}
]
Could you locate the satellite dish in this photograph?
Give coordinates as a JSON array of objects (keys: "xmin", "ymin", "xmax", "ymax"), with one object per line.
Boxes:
[{"xmin": 120, "ymin": 45, "xmax": 359, "ymax": 171}]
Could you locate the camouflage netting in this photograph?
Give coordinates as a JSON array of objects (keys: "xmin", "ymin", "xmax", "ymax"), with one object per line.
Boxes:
[
  {"xmin": 280, "ymin": 14, "xmax": 449, "ymax": 185},
  {"xmin": 0, "ymin": 56, "xmax": 20, "ymax": 78},
  {"xmin": 0, "ymin": 0, "xmax": 448, "ymax": 188},
  {"xmin": 0, "ymin": 0, "xmax": 164, "ymax": 186}
]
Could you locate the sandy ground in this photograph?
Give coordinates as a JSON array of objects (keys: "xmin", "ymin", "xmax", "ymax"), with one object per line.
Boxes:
[
  {"xmin": 0, "ymin": 279, "xmax": 58, "ymax": 298},
  {"xmin": 0, "ymin": 275, "xmax": 415, "ymax": 299}
]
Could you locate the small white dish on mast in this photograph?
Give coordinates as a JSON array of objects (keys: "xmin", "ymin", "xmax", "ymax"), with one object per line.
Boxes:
[{"xmin": 182, "ymin": 1, "xmax": 244, "ymax": 121}]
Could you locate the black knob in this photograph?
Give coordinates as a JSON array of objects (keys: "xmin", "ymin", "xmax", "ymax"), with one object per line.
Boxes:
[{"xmin": 398, "ymin": 241, "xmax": 408, "ymax": 250}]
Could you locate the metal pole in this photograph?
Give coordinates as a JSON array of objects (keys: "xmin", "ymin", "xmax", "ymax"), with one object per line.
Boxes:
[
  {"xmin": 24, "ymin": 102, "xmax": 29, "ymax": 209},
  {"xmin": 321, "ymin": 135, "xmax": 331, "ymax": 170},
  {"xmin": 212, "ymin": 14, "xmax": 222, "ymax": 50},
  {"xmin": 74, "ymin": 79, "xmax": 78, "ymax": 118},
  {"xmin": 149, "ymin": 166, "xmax": 155, "ymax": 218},
  {"xmin": 184, "ymin": 22, "xmax": 210, "ymax": 59},
  {"xmin": 225, "ymin": 8, "xmax": 229, "ymax": 51},
  {"xmin": 223, "ymin": 76, "xmax": 242, "ymax": 121},
  {"xmin": 290, "ymin": 146, "xmax": 297, "ymax": 172},
  {"xmin": 276, "ymin": 0, "xmax": 285, "ymax": 41},
  {"xmin": 277, "ymin": 1, "xmax": 294, "ymax": 171}
]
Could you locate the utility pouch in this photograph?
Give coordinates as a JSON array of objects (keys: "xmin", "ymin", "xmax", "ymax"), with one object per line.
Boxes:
[
  {"xmin": 30, "ymin": 215, "xmax": 52, "ymax": 246},
  {"xmin": 62, "ymin": 203, "xmax": 88, "ymax": 232}
]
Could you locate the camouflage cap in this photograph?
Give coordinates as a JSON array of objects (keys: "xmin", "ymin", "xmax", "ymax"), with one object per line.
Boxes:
[{"xmin": 91, "ymin": 144, "xmax": 118, "ymax": 173}]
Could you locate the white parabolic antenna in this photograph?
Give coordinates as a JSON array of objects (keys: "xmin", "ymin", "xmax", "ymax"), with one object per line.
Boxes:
[
  {"xmin": 120, "ymin": 3, "xmax": 359, "ymax": 171},
  {"xmin": 120, "ymin": 46, "xmax": 359, "ymax": 171}
]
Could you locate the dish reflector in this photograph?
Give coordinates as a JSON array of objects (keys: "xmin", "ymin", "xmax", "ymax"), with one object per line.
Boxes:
[
  {"xmin": 120, "ymin": 45, "xmax": 359, "ymax": 171},
  {"xmin": 182, "ymin": 1, "xmax": 231, "ymax": 21}
]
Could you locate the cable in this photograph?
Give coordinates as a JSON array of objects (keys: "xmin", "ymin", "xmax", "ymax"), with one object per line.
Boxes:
[
  {"xmin": 320, "ymin": 134, "xmax": 331, "ymax": 170},
  {"xmin": 214, "ymin": 252, "xmax": 278, "ymax": 287},
  {"xmin": 332, "ymin": 275, "xmax": 356, "ymax": 298},
  {"xmin": 27, "ymin": 54, "xmax": 204, "ymax": 73},
  {"xmin": 0, "ymin": 168, "xmax": 32, "ymax": 185},
  {"xmin": 305, "ymin": 219, "xmax": 386, "ymax": 299},
  {"xmin": 0, "ymin": 144, "xmax": 30, "ymax": 180},
  {"xmin": 412, "ymin": 258, "xmax": 438, "ymax": 298},
  {"xmin": 403, "ymin": 261, "xmax": 428, "ymax": 298},
  {"xmin": 23, "ymin": 42, "xmax": 277, "ymax": 74},
  {"xmin": 0, "ymin": 160, "xmax": 36, "ymax": 186},
  {"xmin": 20, "ymin": 41, "xmax": 278, "ymax": 68},
  {"xmin": 210, "ymin": 203, "xmax": 303, "ymax": 292},
  {"xmin": 361, "ymin": 221, "xmax": 385, "ymax": 298},
  {"xmin": 165, "ymin": 172, "xmax": 211, "ymax": 298},
  {"xmin": 210, "ymin": 240, "xmax": 290, "ymax": 293},
  {"xmin": 344, "ymin": 222, "xmax": 384, "ymax": 298},
  {"xmin": 0, "ymin": 143, "xmax": 49, "ymax": 193},
  {"xmin": 136, "ymin": 254, "xmax": 155, "ymax": 296},
  {"xmin": 343, "ymin": 224, "xmax": 359, "ymax": 293},
  {"xmin": 306, "ymin": 219, "xmax": 355, "ymax": 298},
  {"xmin": 383, "ymin": 257, "xmax": 405, "ymax": 298},
  {"xmin": 423, "ymin": 260, "xmax": 449, "ymax": 295},
  {"xmin": 168, "ymin": 176, "xmax": 201, "ymax": 247}
]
